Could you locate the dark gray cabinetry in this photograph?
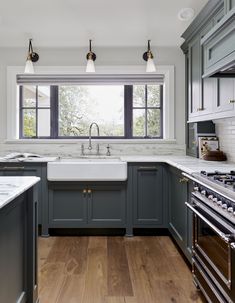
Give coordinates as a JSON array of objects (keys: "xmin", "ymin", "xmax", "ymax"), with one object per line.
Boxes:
[
  {"xmin": 168, "ymin": 166, "xmax": 192, "ymax": 262},
  {"xmin": 0, "ymin": 187, "xmax": 38, "ymax": 303},
  {"xmin": 0, "ymin": 163, "xmax": 49, "ymax": 236},
  {"xmin": 131, "ymin": 164, "xmax": 166, "ymax": 227},
  {"xmin": 48, "ymin": 182, "xmax": 127, "ymax": 229},
  {"xmin": 88, "ymin": 185, "xmax": 126, "ymax": 226},
  {"xmin": 49, "ymin": 184, "xmax": 87, "ymax": 227}
]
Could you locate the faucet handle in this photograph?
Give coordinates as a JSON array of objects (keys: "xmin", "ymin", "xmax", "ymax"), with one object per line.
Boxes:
[{"xmin": 106, "ymin": 144, "xmax": 111, "ymax": 156}]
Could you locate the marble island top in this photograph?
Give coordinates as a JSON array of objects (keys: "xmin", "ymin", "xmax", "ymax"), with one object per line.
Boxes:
[{"xmin": 0, "ymin": 176, "xmax": 40, "ymax": 210}]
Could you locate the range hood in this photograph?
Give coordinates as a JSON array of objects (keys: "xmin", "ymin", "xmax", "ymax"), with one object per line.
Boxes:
[
  {"xmin": 201, "ymin": 8, "xmax": 235, "ymax": 78},
  {"xmin": 210, "ymin": 62, "xmax": 235, "ymax": 78}
]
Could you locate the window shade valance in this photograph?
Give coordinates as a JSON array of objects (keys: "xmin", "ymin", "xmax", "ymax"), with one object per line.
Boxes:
[{"xmin": 16, "ymin": 74, "xmax": 164, "ymax": 85}]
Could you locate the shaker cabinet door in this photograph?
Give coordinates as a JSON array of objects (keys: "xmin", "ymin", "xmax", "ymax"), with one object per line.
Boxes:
[
  {"xmin": 133, "ymin": 165, "xmax": 163, "ymax": 226},
  {"xmin": 49, "ymin": 186, "xmax": 87, "ymax": 227}
]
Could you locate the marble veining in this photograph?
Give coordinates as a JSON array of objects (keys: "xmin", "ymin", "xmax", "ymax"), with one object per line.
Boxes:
[{"xmin": 0, "ymin": 176, "xmax": 40, "ymax": 210}]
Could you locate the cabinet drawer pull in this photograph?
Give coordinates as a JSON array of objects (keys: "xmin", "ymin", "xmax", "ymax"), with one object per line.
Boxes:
[
  {"xmin": 87, "ymin": 189, "xmax": 92, "ymax": 194},
  {"xmin": 138, "ymin": 166, "xmax": 158, "ymax": 171},
  {"xmin": 229, "ymin": 100, "xmax": 235, "ymax": 104},
  {"xmin": 0, "ymin": 166, "xmax": 25, "ymax": 171},
  {"xmin": 179, "ymin": 177, "xmax": 189, "ymax": 183},
  {"xmin": 82, "ymin": 189, "xmax": 87, "ymax": 194}
]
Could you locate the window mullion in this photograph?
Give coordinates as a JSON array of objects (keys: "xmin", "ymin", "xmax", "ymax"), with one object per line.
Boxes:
[
  {"xmin": 124, "ymin": 85, "xmax": 133, "ymax": 139},
  {"xmin": 145, "ymin": 85, "xmax": 148, "ymax": 137},
  {"xmin": 50, "ymin": 86, "xmax": 59, "ymax": 138}
]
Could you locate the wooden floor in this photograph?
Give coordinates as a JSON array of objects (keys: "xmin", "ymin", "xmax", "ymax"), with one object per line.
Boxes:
[{"xmin": 38, "ymin": 236, "xmax": 205, "ymax": 303}]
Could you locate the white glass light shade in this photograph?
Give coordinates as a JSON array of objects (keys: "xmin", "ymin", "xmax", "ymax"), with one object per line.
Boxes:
[
  {"xmin": 86, "ymin": 58, "xmax": 95, "ymax": 73},
  {"xmin": 24, "ymin": 58, "xmax": 34, "ymax": 74},
  {"xmin": 146, "ymin": 57, "xmax": 156, "ymax": 73}
]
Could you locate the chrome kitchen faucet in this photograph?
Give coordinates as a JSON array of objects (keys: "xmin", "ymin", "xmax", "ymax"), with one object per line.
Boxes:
[{"xmin": 88, "ymin": 122, "xmax": 100, "ymax": 155}]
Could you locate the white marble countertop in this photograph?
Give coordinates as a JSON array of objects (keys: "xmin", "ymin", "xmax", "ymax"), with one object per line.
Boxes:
[
  {"xmin": 0, "ymin": 176, "xmax": 40, "ymax": 210},
  {"xmin": 0, "ymin": 157, "xmax": 58, "ymax": 163},
  {"xmin": 118, "ymin": 155, "xmax": 235, "ymax": 174},
  {"xmin": 1, "ymin": 154, "xmax": 235, "ymax": 175}
]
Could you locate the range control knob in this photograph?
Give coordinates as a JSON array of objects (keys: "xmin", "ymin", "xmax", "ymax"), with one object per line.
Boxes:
[
  {"xmin": 212, "ymin": 197, "xmax": 218, "ymax": 203},
  {"xmin": 222, "ymin": 204, "xmax": 228, "ymax": 210},
  {"xmin": 217, "ymin": 201, "xmax": 223, "ymax": 207},
  {"xmin": 208, "ymin": 195, "xmax": 213, "ymax": 200},
  {"xmin": 201, "ymin": 190, "xmax": 206, "ymax": 196},
  {"xmin": 227, "ymin": 207, "xmax": 234, "ymax": 213}
]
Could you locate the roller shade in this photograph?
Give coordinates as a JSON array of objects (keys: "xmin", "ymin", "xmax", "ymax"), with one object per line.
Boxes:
[{"xmin": 16, "ymin": 74, "xmax": 164, "ymax": 85}]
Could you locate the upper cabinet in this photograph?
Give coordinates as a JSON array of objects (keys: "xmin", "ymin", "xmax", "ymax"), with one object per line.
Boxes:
[
  {"xmin": 182, "ymin": 0, "xmax": 235, "ymax": 123},
  {"xmin": 225, "ymin": 0, "xmax": 235, "ymax": 12}
]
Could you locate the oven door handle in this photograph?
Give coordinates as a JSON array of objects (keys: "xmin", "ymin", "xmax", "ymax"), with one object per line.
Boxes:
[{"xmin": 185, "ymin": 202, "xmax": 233, "ymax": 244}]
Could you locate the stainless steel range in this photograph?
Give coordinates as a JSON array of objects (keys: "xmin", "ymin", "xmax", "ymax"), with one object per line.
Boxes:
[{"xmin": 184, "ymin": 170, "xmax": 235, "ymax": 303}]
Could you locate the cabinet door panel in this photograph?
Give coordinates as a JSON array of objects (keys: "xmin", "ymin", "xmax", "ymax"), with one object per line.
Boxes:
[
  {"xmin": 189, "ymin": 37, "xmax": 201, "ymax": 116},
  {"xmin": 216, "ymin": 78, "xmax": 234, "ymax": 112},
  {"xmin": 88, "ymin": 186, "xmax": 126, "ymax": 226},
  {"xmin": 133, "ymin": 165, "xmax": 163, "ymax": 226},
  {"xmin": 49, "ymin": 188, "xmax": 87, "ymax": 227},
  {"xmin": 169, "ymin": 171, "xmax": 187, "ymax": 244}
]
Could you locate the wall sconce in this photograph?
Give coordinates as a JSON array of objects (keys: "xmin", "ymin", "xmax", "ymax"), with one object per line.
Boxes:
[
  {"xmin": 24, "ymin": 39, "xmax": 39, "ymax": 74},
  {"xmin": 143, "ymin": 40, "xmax": 156, "ymax": 73},
  {"xmin": 86, "ymin": 39, "xmax": 96, "ymax": 73}
]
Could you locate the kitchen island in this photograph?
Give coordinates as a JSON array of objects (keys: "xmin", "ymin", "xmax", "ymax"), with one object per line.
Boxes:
[{"xmin": 0, "ymin": 176, "xmax": 40, "ymax": 303}]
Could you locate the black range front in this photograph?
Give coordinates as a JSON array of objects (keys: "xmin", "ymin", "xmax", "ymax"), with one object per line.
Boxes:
[{"xmin": 185, "ymin": 173, "xmax": 235, "ymax": 303}]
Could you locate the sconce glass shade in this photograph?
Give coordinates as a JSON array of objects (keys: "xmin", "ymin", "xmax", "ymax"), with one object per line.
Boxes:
[
  {"xmin": 86, "ymin": 57, "xmax": 95, "ymax": 73},
  {"xmin": 24, "ymin": 57, "xmax": 34, "ymax": 74},
  {"xmin": 146, "ymin": 56, "xmax": 156, "ymax": 73}
]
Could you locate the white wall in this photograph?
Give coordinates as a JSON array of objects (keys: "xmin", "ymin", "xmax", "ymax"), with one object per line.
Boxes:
[
  {"xmin": 0, "ymin": 46, "xmax": 186, "ymax": 156},
  {"xmin": 214, "ymin": 118, "xmax": 235, "ymax": 162}
]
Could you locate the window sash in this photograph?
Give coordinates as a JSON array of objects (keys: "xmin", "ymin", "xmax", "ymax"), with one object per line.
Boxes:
[{"xmin": 19, "ymin": 84, "xmax": 163, "ymax": 139}]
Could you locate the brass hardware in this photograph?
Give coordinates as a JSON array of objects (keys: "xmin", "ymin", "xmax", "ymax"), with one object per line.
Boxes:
[
  {"xmin": 83, "ymin": 189, "xmax": 87, "ymax": 194},
  {"xmin": 197, "ymin": 108, "xmax": 203, "ymax": 111},
  {"xmin": 87, "ymin": 189, "xmax": 92, "ymax": 194},
  {"xmin": 179, "ymin": 177, "xmax": 189, "ymax": 183},
  {"xmin": 229, "ymin": 100, "xmax": 235, "ymax": 104}
]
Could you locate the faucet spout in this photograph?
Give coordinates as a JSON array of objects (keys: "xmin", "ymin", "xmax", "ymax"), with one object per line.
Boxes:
[{"xmin": 88, "ymin": 122, "xmax": 100, "ymax": 151}]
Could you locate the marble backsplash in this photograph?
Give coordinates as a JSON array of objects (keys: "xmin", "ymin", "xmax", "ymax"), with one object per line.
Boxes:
[{"xmin": 0, "ymin": 141, "xmax": 186, "ymax": 157}]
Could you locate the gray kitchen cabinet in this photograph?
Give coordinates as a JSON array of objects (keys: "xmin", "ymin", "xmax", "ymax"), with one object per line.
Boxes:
[
  {"xmin": 215, "ymin": 78, "xmax": 235, "ymax": 113},
  {"xmin": 48, "ymin": 182, "xmax": 127, "ymax": 230},
  {"xmin": 188, "ymin": 36, "xmax": 201, "ymax": 118},
  {"xmin": 202, "ymin": 7, "xmax": 235, "ymax": 78},
  {"xmin": 168, "ymin": 166, "xmax": 192, "ymax": 262},
  {"xmin": 49, "ymin": 184, "xmax": 87, "ymax": 227},
  {"xmin": 0, "ymin": 163, "xmax": 43, "ymax": 226},
  {"xmin": 132, "ymin": 164, "xmax": 164, "ymax": 227},
  {"xmin": 225, "ymin": 0, "xmax": 235, "ymax": 12},
  {"xmin": 0, "ymin": 186, "xmax": 38, "ymax": 303},
  {"xmin": 88, "ymin": 185, "xmax": 126, "ymax": 227}
]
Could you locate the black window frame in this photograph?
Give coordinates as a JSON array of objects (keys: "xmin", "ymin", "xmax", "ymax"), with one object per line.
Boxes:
[{"xmin": 19, "ymin": 84, "xmax": 163, "ymax": 139}]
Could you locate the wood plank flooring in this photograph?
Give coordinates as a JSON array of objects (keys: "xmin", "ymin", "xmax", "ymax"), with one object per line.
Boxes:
[{"xmin": 38, "ymin": 236, "xmax": 205, "ymax": 303}]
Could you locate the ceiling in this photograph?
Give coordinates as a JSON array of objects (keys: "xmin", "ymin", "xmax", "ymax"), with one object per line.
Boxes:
[{"xmin": 0, "ymin": 0, "xmax": 208, "ymax": 48}]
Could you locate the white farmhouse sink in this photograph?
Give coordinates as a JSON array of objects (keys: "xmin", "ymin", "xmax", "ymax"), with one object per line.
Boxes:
[{"xmin": 47, "ymin": 158, "xmax": 127, "ymax": 181}]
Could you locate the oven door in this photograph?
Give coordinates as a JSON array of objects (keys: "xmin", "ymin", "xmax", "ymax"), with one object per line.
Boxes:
[{"xmin": 186, "ymin": 198, "xmax": 235, "ymax": 301}]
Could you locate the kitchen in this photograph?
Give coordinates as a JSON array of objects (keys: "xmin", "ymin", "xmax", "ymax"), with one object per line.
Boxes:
[{"xmin": 0, "ymin": 0, "xmax": 235, "ymax": 302}]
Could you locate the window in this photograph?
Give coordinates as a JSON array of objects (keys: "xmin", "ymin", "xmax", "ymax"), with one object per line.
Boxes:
[{"xmin": 19, "ymin": 84, "xmax": 163, "ymax": 139}]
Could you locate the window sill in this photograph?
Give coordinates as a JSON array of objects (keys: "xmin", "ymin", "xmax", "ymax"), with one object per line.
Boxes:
[{"xmin": 4, "ymin": 138, "xmax": 177, "ymax": 144}]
